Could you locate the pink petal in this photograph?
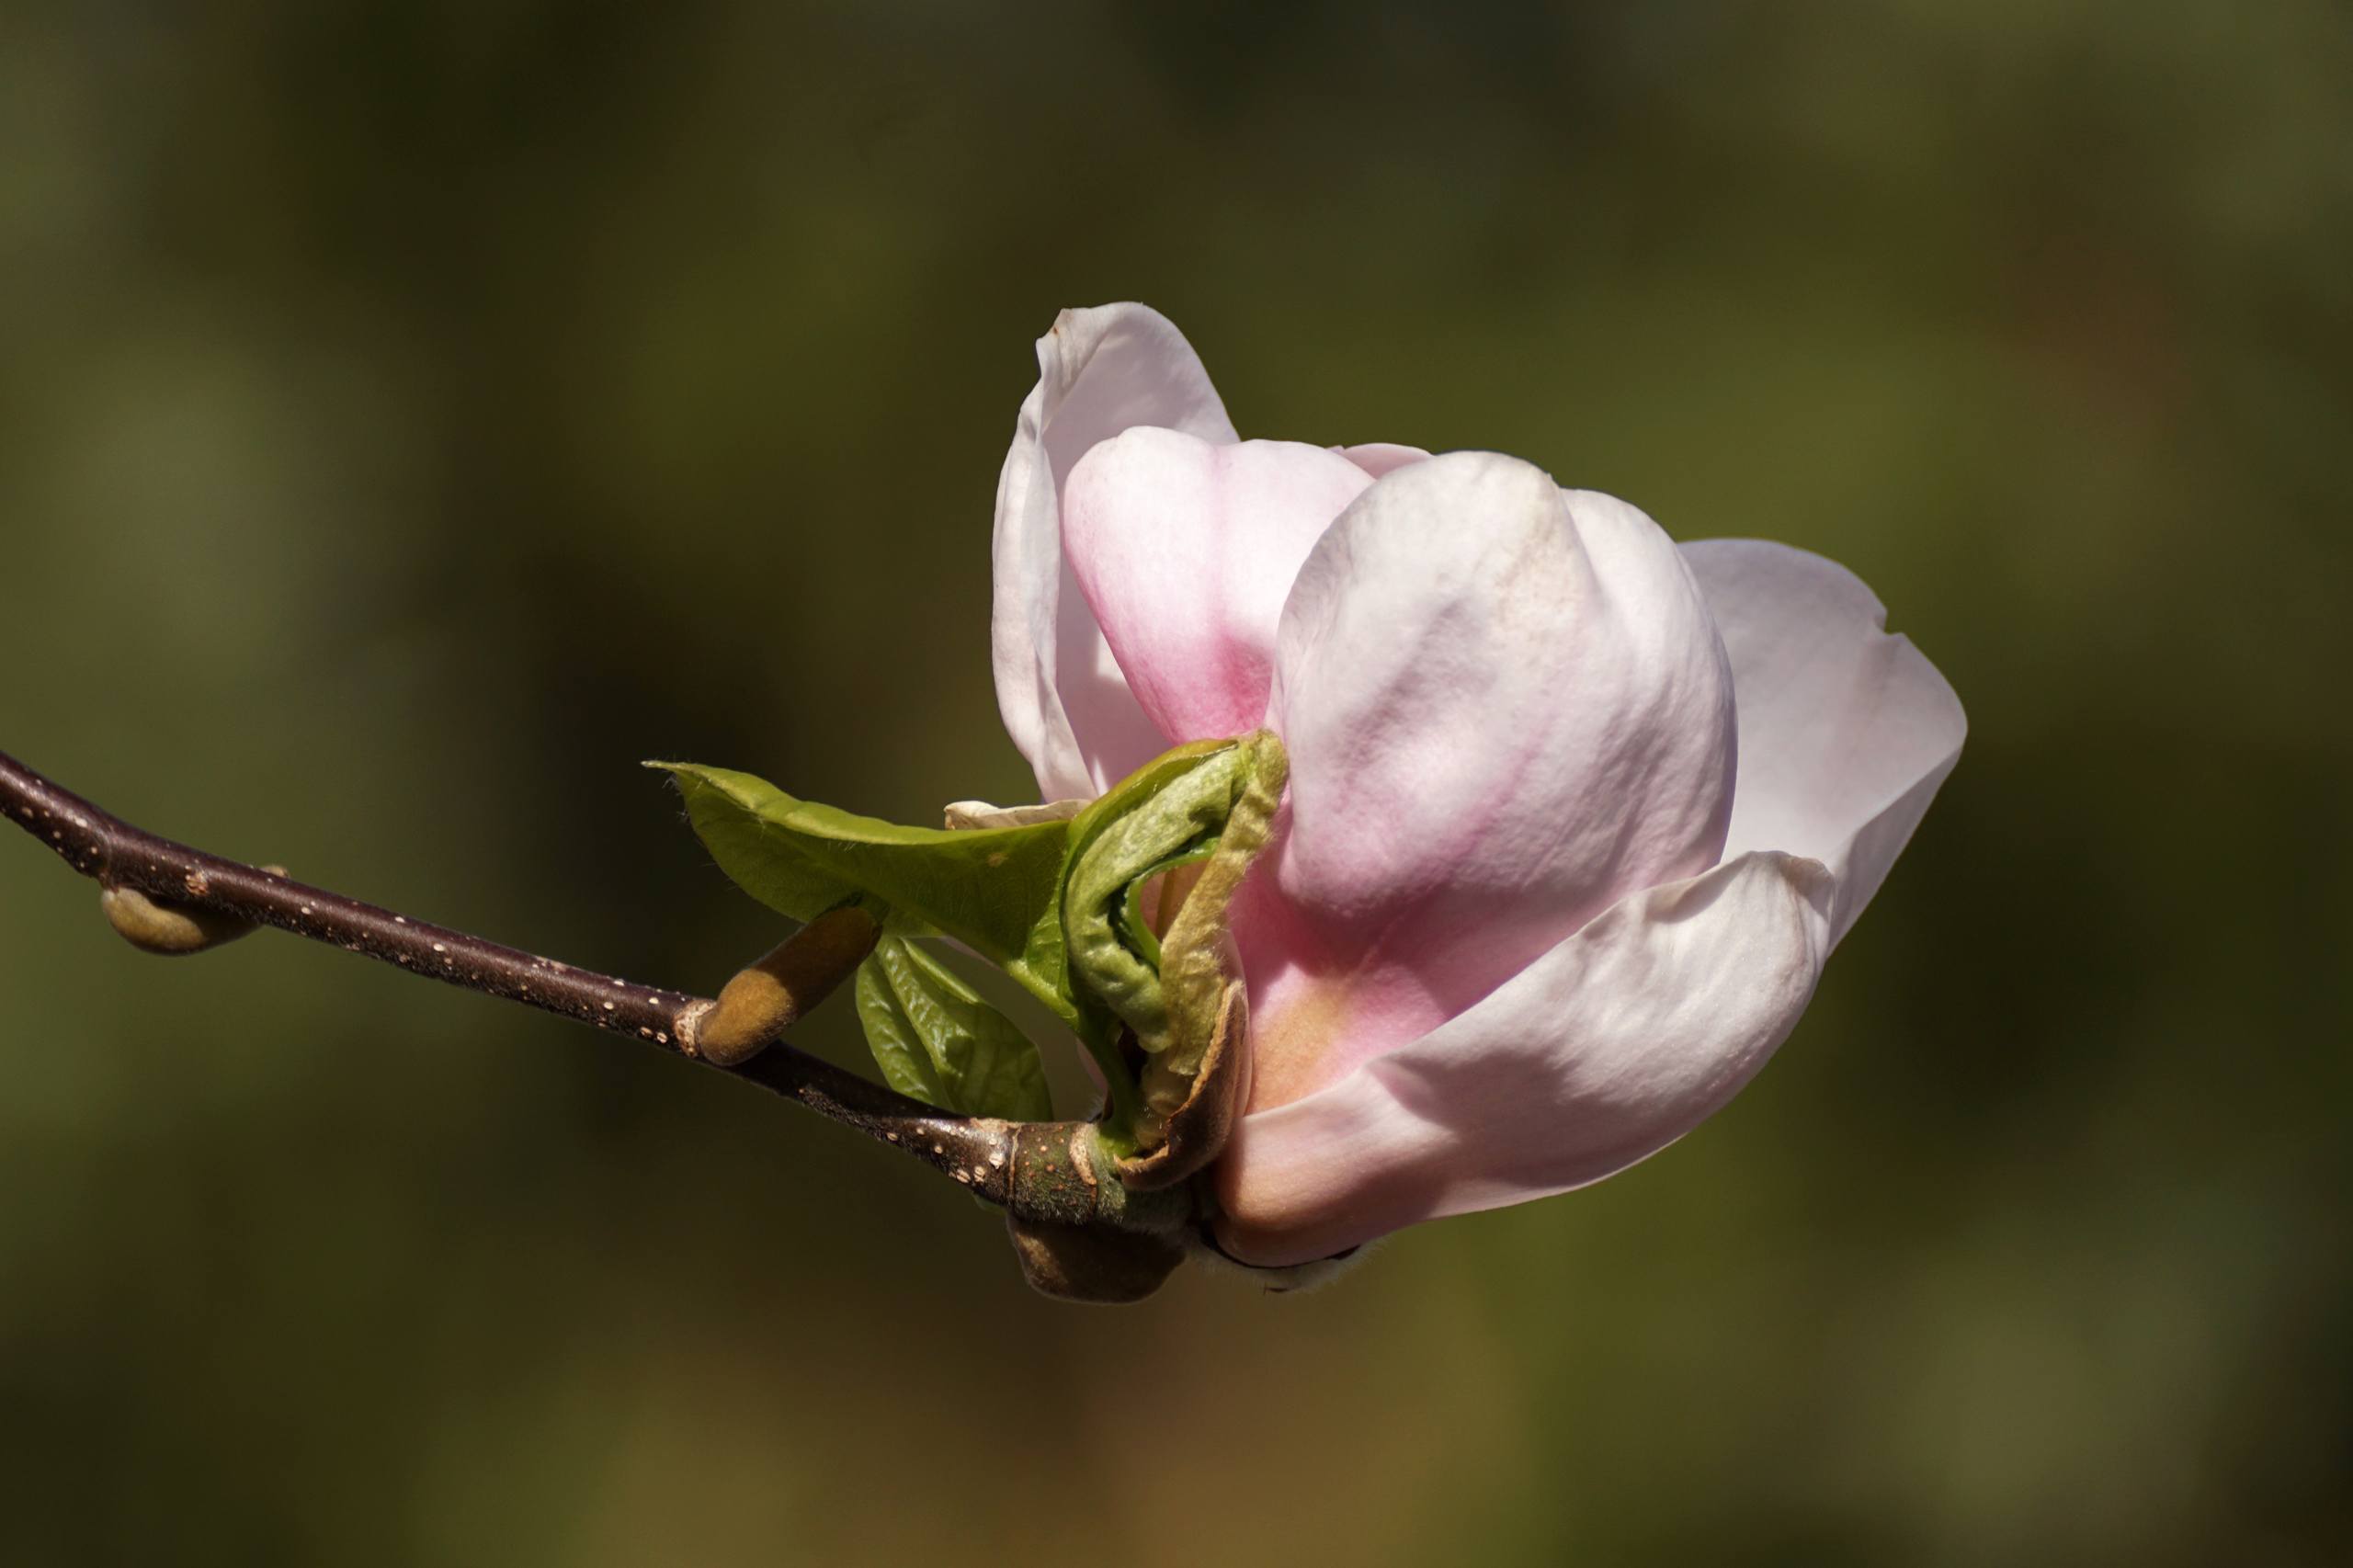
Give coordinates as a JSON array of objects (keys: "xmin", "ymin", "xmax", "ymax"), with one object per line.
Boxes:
[
  {"xmin": 1062, "ymin": 428, "xmax": 1373, "ymax": 745},
  {"xmin": 1215, "ymin": 850, "xmax": 1835, "ymax": 1266},
  {"xmin": 991, "ymin": 304, "xmax": 1239, "ymax": 798},
  {"xmin": 1680, "ymin": 540, "xmax": 1966, "ymax": 949},
  {"xmin": 1336, "ymin": 442, "xmax": 1430, "ymax": 478},
  {"xmin": 1241, "ymin": 456, "xmax": 1738, "ymax": 1108}
]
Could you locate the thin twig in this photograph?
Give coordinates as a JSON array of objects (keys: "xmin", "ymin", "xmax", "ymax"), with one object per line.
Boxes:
[{"xmin": 0, "ymin": 745, "xmax": 1048, "ymax": 1205}]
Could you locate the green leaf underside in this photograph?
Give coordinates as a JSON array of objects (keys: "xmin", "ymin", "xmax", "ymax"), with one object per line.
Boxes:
[
  {"xmin": 854, "ymin": 936, "xmax": 1052, "ymax": 1121},
  {"xmin": 654, "ymin": 762, "xmax": 1077, "ymax": 1025}
]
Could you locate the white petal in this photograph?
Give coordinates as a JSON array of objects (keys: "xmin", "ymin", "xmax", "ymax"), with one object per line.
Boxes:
[
  {"xmin": 1244, "ymin": 456, "xmax": 1738, "ymax": 1106},
  {"xmin": 1063, "ymin": 428, "xmax": 1372, "ymax": 744},
  {"xmin": 1215, "ymin": 851, "xmax": 1835, "ymax": 1266},
  {"xmin": 990, "ymin": 304, "xmax": 1239, "ymax": 798},
  {"xmin": 1681, "ymin": 540, "xmax": 1966, "ymax": 948}
]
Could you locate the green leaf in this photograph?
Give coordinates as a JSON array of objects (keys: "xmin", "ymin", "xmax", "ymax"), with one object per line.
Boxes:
[
  {"xmin": 1118, "ymin": 843, "xmax": 1217, "ymax": 973},
  {"xmin": 853, "ymin": 936, "xmax": 1053, "ymax": 1121},
  {"xmin": 653, "ymin": 762, "xmax": 1078, "ymax": 1024},
  {"xmin": 654, "ymin": 737, "xmax": 1279, "ymax": 1151},
  {"xmin": 1063, "ymin": 738, "xmax": 1237, "ymax": 870},
  {"xmin": 1062, "ymin": 744, "xmax": 1248, "ymax": 1054}
]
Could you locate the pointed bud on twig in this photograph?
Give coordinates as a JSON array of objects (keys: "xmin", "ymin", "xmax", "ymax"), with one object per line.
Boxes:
[
  {"xmin": 97, "ymin": 864, "xmax": 285, "ymax": 957},
  {"xmin": 686, "ymin": 904, "xmax": 881, "ymax": 1067}
]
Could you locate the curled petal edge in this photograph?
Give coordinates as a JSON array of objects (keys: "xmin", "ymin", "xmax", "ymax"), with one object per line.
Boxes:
[
  {"xmin": 1680, "ymin": 539, "xmax": 1965, "ymax": 950},
  {"xmin": 1213, "ymin": 849, "xmax": 1836, "ymax": 1267}
]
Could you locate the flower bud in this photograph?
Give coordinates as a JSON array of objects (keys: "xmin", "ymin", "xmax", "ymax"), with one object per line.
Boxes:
[{"xmin": 690, "ymin": 903, "xmax": 881, "ymax": 1067}]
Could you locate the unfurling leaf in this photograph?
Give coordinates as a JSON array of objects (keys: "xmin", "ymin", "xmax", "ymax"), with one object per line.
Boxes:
[
  {"xmin": 657, "ymin": 736, "xmax": 1284, "ymax": 1150},
  {"xmin": 853, "ymin": 936, "xmax": 1052, "ymax": 1121},
  {"xmin": 652, "ymin": 762, "xmax": 1078, "ymax": 1026},
  {"xmin": 1062, "ymin": 743, "xmax": 1248, "ymax": 1053}
]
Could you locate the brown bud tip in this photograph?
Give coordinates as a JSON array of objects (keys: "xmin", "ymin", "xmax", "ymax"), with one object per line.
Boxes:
[
  {"xmin": 1005, "ymin": 1215, "xmax": 1186, "ymax": 1304},
  {"xmin": 695, "ymin": 904, "xmax": 881, "ymax": 1067},
  {"xmin": 98, "ymin": 886, "xmax": 258, "ymax": 957},
  {"xmin": 1119, "ymin": 977, "xmax": 1248, "ymax": 1191}
]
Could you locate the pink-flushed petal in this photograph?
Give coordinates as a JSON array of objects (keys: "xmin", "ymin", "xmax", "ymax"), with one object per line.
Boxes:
[
  {"xmin": 1215, "ymin": 850, "xmax": 1835, "ymax": 1266},
  {"xmin": 1242, "ymin": 456, "xmax": 1738, "ymax": 1109},
  {"xmin": 1063, "ymin": 428, "xmax": 1373, "ymax": 745},
  {"xmin": 991, "ymin": 304, "xmax": 1240, "ymax": 799},
  {"xmin": 1336, "ymin": 442, "xmax": 1430, "ymax": 478},
  {"xmin": 1680, "ymin": 540, "xmax": 1966, "ymax": 949}
]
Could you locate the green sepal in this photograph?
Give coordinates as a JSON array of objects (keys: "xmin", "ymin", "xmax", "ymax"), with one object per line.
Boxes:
[
  {"xmin": 652, "ymin": 762, "xmax": 1077, "ymax": 1027},
  {"xmin": 853, "ymin": 935, "xmax": 1053, "ymax": 1121}
]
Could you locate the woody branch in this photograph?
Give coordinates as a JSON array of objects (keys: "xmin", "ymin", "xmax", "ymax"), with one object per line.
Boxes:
[{"xmin": 0, "ymin": 744, "xmax": 1165, "ymax": 1233}]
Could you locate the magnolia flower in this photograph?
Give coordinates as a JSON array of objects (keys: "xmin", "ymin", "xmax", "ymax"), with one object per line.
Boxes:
[{"xmin": 992, "ymin": 303, "xmax": 1964, "ymax": 1269}]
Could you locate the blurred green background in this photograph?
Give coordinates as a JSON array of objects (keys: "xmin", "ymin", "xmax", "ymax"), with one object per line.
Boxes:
[{"xmin": 3, "ymin": 3, "xmax": 2347, "ymax": 1563}]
